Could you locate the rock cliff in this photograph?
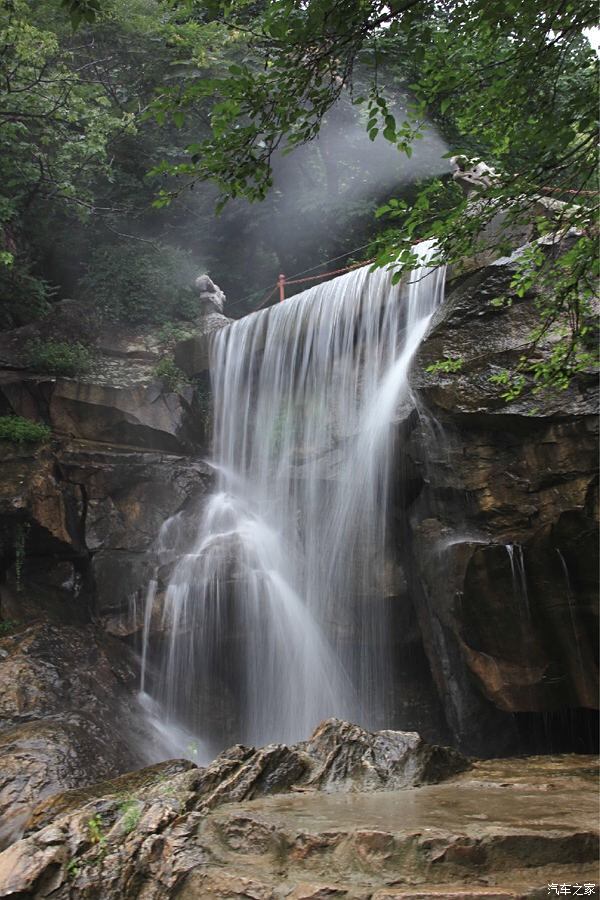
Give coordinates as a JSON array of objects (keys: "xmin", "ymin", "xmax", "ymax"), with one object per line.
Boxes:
[
  {"xmin": 0, "ymin": 320, "xmax": 212, "ymax": 845},
  {"xmin": 405, "ymin": 243, "xmax": 598, "ymax": 755},
  {"xmin": 0, "ymin": 246, "xmax": 596, "ymax": 859}
]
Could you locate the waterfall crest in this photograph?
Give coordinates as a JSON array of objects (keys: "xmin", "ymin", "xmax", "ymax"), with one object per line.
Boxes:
[{"xmin": 141, "ymin": 241, "xmax": 446, "ymax": 757}]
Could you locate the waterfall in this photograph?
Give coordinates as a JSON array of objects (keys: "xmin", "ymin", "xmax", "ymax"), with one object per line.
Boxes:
[
  {"xmin": 506, "ymin": 543, "xmax": 531, "ymax": 618},
  {"xmin": 140, "ymin": 241, "xmax": 446, "ymax": 757}
]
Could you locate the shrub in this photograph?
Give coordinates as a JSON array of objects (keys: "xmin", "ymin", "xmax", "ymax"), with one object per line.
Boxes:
[
  {"xmin": 0, "ymin": 415, "xmax": 51, "ymax": 444},
  {"xmin": 0, "ymin": 619, "xmax": 17, "ymax": 636},
  {"xmin": 0, "ymin": 258, "xmax": 52, "ymax": 330},
  {"xmin": 157, "ymin": 321, "xmax": 195, "ymax": 347},
  {"xmin": 27, "ymin": 339, "xmax": 93, "ymax": 376},
  {"xmin": 153, "ymin": 357, "xmax": 190, "ymax": 392},
  {"xmin": 117, "ymin": 797, "xmax": 143, "ymax": 834},
  {"xmin": 78, "ymin": 243, "xmax": 201, "ymax": 325},
  {"xmin": 425, "ymin": 355, "xmax": 464, "ymax": 375}
]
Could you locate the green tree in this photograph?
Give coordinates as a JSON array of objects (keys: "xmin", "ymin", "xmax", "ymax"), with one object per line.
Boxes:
[
  {"xmin": 145, "ymin": 0, "xmax": 598, "ymax": 393},
  {"xmin": 0, "ymin": 0, "xmax": 133, "ymax": 325},
  {"xmin": 7, "ymin": 0, "xmax": 599, "ymax": 394}
]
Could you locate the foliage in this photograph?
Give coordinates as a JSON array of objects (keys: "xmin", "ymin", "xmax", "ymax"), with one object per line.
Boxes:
[
  {"xmin": 78, "ymin": 243, "xmax": 199, "ymax": 324},
  {"xmin": 27, "ymin": 340, "xmax": 93, "ymax": 376},
  {"xmin": 1, "ymin": 0, "xmax": 412, "ymax": 325},
  {"xmin": 117, "ymin": 796, "xmax": 143, "ymax": 833},
  {"xmin": 0, "ymin": 0, "xmax": 133, "ymax": 312},
  {"xmin": 153, "ymin": 357, "xmax": 190, "ymax": 392},
  {"xmin": 2, "ymin": 0, "xmax": 598, "ymax": 399},
  {"xmin": 87, "ymin": 814, "xmax": 106, "ymax": 849},
  {"xmin": 143, "ymin": 0, "xmax": 598, "ymax": 394},
  {"xmin": 141, "ymin": 1, "xmax": 597, "ymax": 200},
  {"xmin": 0, "ymin": 415, "xmax": 51, "ymax": 444},
  {"xmin": 0, "ymin": 1, "xmax": 219, "ymax": 326},
  {"xmin": 0, "ymin": 260, "xmax": 53, "ymax": 330},
  {"xmin": 0, "ymin": 619, "xmax": 17, "ymax": 636},
  {"xmin": 157, "ymin": 321, "xmax": 196, "ymax": 348},
  {"xmin": 426, "ymin": 356, "xmax": 463, "ymax": 375},
  {"xmin": 497, "ymin": 236, "xmax": 597, "ymax": 396},
  {"xmin": 66, "ymin": 858, "xmax": 82, "ymax": 879}
]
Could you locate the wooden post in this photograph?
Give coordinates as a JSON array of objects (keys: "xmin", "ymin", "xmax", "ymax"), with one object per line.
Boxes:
[{"xmin": 278, "ymin": 273, "xmax": 286, "ymax": 302}]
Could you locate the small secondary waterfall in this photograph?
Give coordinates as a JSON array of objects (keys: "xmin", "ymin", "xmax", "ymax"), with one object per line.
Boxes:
[
  {"xmin": 506, "ymin": 543, "xmax": 531, "ymax": 618},
  {"xmin": 141, "ymin": 241, "xmax": 446, "ymax": 756}
]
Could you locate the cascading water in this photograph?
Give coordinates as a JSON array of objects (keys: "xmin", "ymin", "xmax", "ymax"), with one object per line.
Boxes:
[
  {"xmin": 506, "ymin": 543, "xmax": 531, "ymax": 618},
  {"xmin": 140, "ymin": 241, "xmax": 446, "ymax": 758}
]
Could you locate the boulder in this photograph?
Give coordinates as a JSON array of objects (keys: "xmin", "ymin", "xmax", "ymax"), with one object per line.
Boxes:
[
  {"xmin": 0, "ymin": 367, "xmax": 206, "ymax": 453},
  {"xmin": 300, "ymin": 718, "xmax": 467, "ymax": 791},
  {"xmin": 175, "ymin": 321, "xmax": 230, "ymax": 377}
]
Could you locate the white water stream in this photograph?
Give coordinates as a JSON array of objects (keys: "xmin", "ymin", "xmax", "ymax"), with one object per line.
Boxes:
[{"xmin": 140, "ymin": 242, "xmax": 446, "ymax": 757}]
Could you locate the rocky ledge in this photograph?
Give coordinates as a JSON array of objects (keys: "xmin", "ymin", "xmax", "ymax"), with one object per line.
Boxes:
[{"xmin": 0, "ymin": 720, "xmax": 596, "ymax": 900}]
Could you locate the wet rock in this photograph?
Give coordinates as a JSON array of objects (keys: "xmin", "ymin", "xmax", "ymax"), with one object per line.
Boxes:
[
  {"xmin": 0, "ymin": 622, "xmax": 137, "ymax": 725},
  {"xmin": 197, "ymin": 742, "xmax": 310, "ymax": 807},
  {"xmin": 0, "ymin": 441, "xmax": 85, "ymax": 557},
  {"xmin": 0, "ymin": 364, "xmax": 204, "ymax": 453},
  {"xmin": 0, "ymin": 623, "xmax": 145, "ymax": 847},
  {"xmin": 0, "ymin": 439, "xmax": 210, "ymax": 622},
  {"xmin": 175, "ymin": 719, "xmax": 468, "ymax": 812},
  {"xmin": 175, "ymin": 322, "xmax": 230, "ymax": 377},
  {"xmin": 406, "ymin": 243, "xmax": 599, "ymax": 753},
  {"xmin": 301, "ymin": 719, "xmax": 468, "ymax": 790},
  {"xmin": 0, "ymin": 716, "xmax": 132, "ymax": 851},
  {"xmin": 96, "ymin": 323, "xmax": 166, "ymax": 364},
  {"xmin": 49, "ymin": 378, "xmax": 201, "ymax": 452},
  {"xmin": 26, "ymin": 758, "xmax": 196, "ymax": 834},
  {"xmin": 0, "ymin": 751, "xmax": 595, "ymax": 899},
  {"xmin": 0, "ymin": 717, "xmax": 466, "ymax": 859}
]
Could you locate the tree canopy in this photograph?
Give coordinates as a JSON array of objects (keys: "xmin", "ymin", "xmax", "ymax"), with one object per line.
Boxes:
[
  {"xmin": 1, "ymin": 0, "xmax": 598, "ymax": 394},
  {"xmin": 149, "ymin": 0, "xmax": 598, "ymax": 393}
]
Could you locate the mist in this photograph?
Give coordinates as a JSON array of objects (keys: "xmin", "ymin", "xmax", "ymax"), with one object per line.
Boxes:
[{"xmin": 169, "ymin": 90, "xmax": 452, "ymax": 313}]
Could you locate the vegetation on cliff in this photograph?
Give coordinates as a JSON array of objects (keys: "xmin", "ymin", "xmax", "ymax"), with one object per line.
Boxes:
[
  {"xmin": 1, "ymin": 0, "xmax": 597, "ymax": 390},
  {"xmin": 0, "ymin": 415, "xmax": 51, "ymax": 444}
]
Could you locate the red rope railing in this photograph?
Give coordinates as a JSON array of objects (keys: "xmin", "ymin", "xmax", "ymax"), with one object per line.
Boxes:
[
  {"xmin": 256, "ymin": 257, "xmax": 376, "ymax": 307},
  {"xmin": 254, "ymin": 184, "xmax": 598, "ymax": 307}
]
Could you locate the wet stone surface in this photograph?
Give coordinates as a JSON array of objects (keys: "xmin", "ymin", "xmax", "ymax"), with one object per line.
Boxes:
[{"xmin": 0, "ymin": 726, "xmax": 596, "ymax": 899}]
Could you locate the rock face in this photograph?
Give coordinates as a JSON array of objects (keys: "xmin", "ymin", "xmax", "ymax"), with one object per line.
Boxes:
[
  {"xmin": 0, "ymin": 623, "xmax": 146, "ymax": 849},
  {"xmin": 0, "ymin": 438, "xmax": 210, "ymax": 845},
  {"xmin": 0, "ymin": 317, "xmax": 213, "ymax": 843},
  {"xmin": 0, "ymin": 440, "xmax": 211, "ymax": 621},
  {"xmin": 299, "ymin": 719, "xmax": 467, "ymax": 791},
  {"xmin": 404, "ymin": 244, "xmax": 598, "ymax": 754},
  {"xmin": 0, "ymin": 369, "xmax": 204, "ymax": 452},
  {"xmin": 0, "ymin": 239, "xmax": 597, "ymax": 884},
  {"xmin": 0, "ymin": 724, "xmax": 596, "ymax": 900}
]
